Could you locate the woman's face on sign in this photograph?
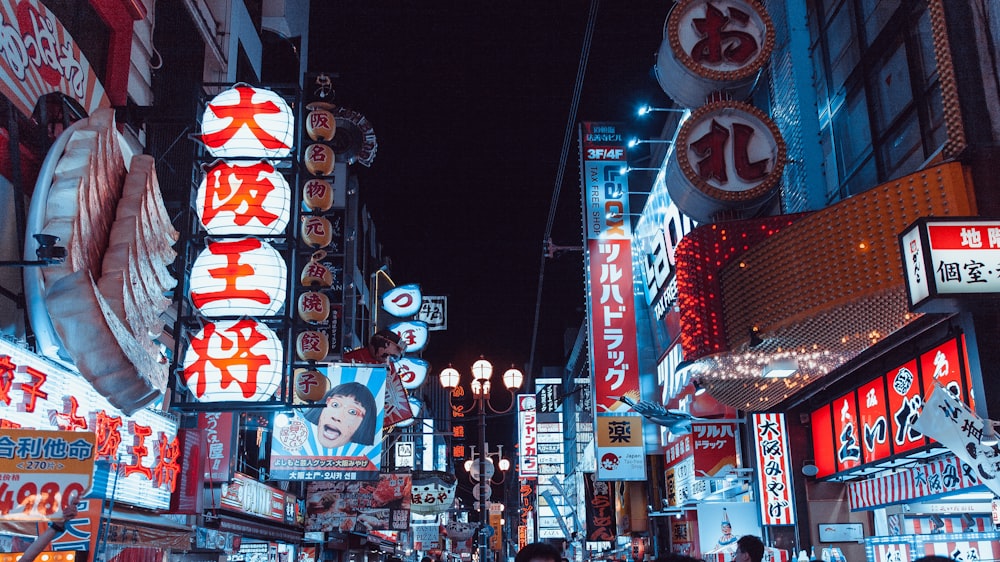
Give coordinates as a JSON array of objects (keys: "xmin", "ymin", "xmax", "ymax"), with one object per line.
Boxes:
[{"xmin": 316, "ymin": 394, "xmax": 367, "ymax": 448}]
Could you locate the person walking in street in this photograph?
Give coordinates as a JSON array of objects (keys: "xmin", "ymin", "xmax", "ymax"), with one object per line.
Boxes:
[{"xmin": 734, "ymin": 536, "xmax": 765, "ymax": 562}]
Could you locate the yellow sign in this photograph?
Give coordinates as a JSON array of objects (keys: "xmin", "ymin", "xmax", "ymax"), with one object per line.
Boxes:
[{"xmin": 0, "ymin": 429, "xmax": 95, "ymax": 520}]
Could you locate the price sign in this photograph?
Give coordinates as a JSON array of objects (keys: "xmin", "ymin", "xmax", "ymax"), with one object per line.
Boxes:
[{"xmin": 0, "ymin": 429, "xmax": 95, "ymax": 521}]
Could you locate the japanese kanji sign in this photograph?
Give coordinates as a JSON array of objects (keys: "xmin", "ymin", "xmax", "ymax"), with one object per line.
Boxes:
[
  {"xmin": 0, "ymin": 429, "xmax": 95, "ymax": 521},
  {"xmin": 200, "ymin": 85, "xmax": 294, "ymax": 159},
  {"xmin": 900, "ymin": 217, "xmax": 1000, "ymax": 312},
  {"xmin": 518, "ymin": 395, "xmax": 538, "ymax": 478},
  {"xmin": 751, "ymin": 413, "xmax": 795, "ymax": 525},
  {"xmin": 596, "ymin": 414, "xmax": 645, "ymax": 481}
]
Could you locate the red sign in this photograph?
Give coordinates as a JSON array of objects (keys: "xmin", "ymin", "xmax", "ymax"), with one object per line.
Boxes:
[
  {"xmin": 664, "ymin": 433, "xmax": 693, "ymax": 470},
  {"xmin": 810, "ymin": 405, "xmax": 835, "ymax": 478},
  {"xmin": 886, "ymin": 358, "xmax": 926, "ymax": 454},
  {"xmin": 692, "ymin": 422, "xmax": 738, "ymax": 476},
  {"xmin": 752, "ymin": 413, "xmax": 794, "ymax": 525},
  {"xmin": 856, "ymin": 378, "xmax": 891, "ymax": 464},
  {"xmin": 831, "ymin": 391, "xmax": 861, "ymax": 472}
]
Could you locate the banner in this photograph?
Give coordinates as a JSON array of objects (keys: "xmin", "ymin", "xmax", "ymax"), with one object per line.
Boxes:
[
  {"xmin": 270, "ymin": 364, "xmax": 387, "ymax": 480},
  {"xmin": 912, "ymin": 383, "xmax": 1000, "ymax": 496},
  {"xmin": 751, "ymin": 413, "xmax": 795, "ymax": 525},
  {"xmin": 0, "ymin": 429, "xmax": 95, "ymax": 521},
  {"xmin": 305, "ymin": 473, "xmax": 411, "ymax": 533},
  {"xmin": 583, "ymin": 474, "xmax": 615, "ymax": 542}
]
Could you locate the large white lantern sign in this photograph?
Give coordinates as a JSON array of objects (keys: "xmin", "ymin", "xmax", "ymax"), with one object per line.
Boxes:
[
  {"xmin": 196, "ymin": 160, "xmax": 292, "ymax": 235},
  {"xmin": 190, "ymin": 238, "xmax": 287, "ymax": 317},
  {"xmin": 182, "ymin": 318, "xmax": 283, "ymax": 402},
  {"xmin": 200, "ymin": 85, "xmax": 294, "ymax": 159}
]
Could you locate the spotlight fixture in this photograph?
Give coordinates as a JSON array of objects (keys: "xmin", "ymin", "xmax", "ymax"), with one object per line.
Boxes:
[
  {"xmin": 627, "ymin": 137, "xmax": 674, "ymax": 148},
  {"xmin": 637, "ymin": 104, "xmax": 688, "ymax": 117},
  {"xmin": 982, "ymin": 421, "xmax": 1000, "ymax": 447},
  {"xmin": 748, "ymin": 326, "xmax": 764, "ymax": 348},
  {"xmin": 692, "ymin": 378, "xmax": 707, "ymax": 396},
  {"xmin": 763, "ymin": 358, "xmax": 798, "ymax": 379},
  {"xmin": 619, "ymin": 166, "xmax": 662, "ymax": 175},
  {"xmin": 0, "ymin": 233, "xmax": 67, "ymax": 267}
]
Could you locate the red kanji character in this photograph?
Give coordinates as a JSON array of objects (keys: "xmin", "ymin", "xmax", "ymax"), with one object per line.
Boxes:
[
  {"xmin": 298, "ymin": 331, "xmax": 324, "ymax": 354},
  {"xmin": 202, "ymin": 161, "xmax": 281, "ymax": 227},
  {"xmin": 302, "ymin": 217, "xmax": 328, "ymax": 238},
  {"xmin": 153, "ymin": 433, "xmax": 181, "ymax": 491},
  {"xmin": 691, "ymin": 4, "xmax": 758, "ymax": 66},
  {"xmin": 184, "ymin": 320, "xmax": 273, "ymax": 398},
  {"xmin": 691, "ymin": 119, "xmax": 731, "ymax": 183},
  {"xmin": 95, "ymin": 411, "xmax": 124, "ymax": 459},
  {"xmin": 309, "ymin": 112, "xmax": 333, "ymax": 132},
  {"xmin": 300, "ymin": 292, "xmax": 326, "ymax": 314},
  {"xmin": 191, "ymin": 239, "xmax": 272, "ymax": 309},
  {"xmin": 0, "ymin": 355, "xmax": 14, "ymax": 406},
  {"xmin": 731, "ymin": 122, "xmax": 769, "ymax": 181},
  {"xmin": 200, "ymin": 86, "xmax": 291, "ymax": 151},
  {"xmin": 18, "ymin": 366, "xmax": 47, "ymax": 413},
  {"xmin": 53, "ymin": 396, "xmax": 88, "ymax": 431},
  {"xmin": 124, "ymin": 422, "xmax": 153, "ymax": 479},
  {"xmin": 307, "ymin": 144, "xmax": 331, "ymax": 165},
  {"xmin": 304, "ymin": 180, "xmax": 330, "ymax": 200}
]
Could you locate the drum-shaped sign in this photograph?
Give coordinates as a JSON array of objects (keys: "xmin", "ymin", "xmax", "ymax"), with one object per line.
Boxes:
[
  {"xmin": 656, "ymin": 0, "xmax": 775, "ymax": 108},
  {"xmin": 302, "ymin": 178, "xmax": 334, "ymax": 212},
  {"xmin": 301, "ymin": 216, "xmax": 333, "ymax": 248},
  {"xmin": 304, "ymin": 144, "xmax": 335, "ymax": 176},
  {"xmin": 666, "ymin": 99, "xmax": 786, "ymax": 223},
  {"xmin": 296, "ymin": 330, "xmax": 329, "ymax": 361},
  {"xmin": 200, "ymin": 85, "xmax": 294, "ymax": 159},
  {"xmin": 189, "ymin": 238, "xmax": 287, "ymax": 317},
  {"xmin": 196, "ymin": 160, "xmax": 291, "ymax": 236},
  {"xmin": 411, "ymin": 471, "xmax": 458, "ymax": 515},
  {"xmin": 394, "ymin": 356, "xmax": 430, "ymax": 390},
  {"xmin": 305, "ymin": 102, "xmax": 337, "ymax": 141},
  {"xmin": 381, "ymin": 283, "xmax": 423, "ymax": 317},
  {"xmin": 182, "ymin": 318, "xmax": 283, "ymax": 402},
  {"xmin": 389, "ymin": 320, "xmax": 429, "ymax": 353}
]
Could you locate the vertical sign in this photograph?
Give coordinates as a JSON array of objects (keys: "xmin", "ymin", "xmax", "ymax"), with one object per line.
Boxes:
[
  {"xmin": 751, "ymin": 413, "xmax": 795, "ymax": 525},
  {"xmin": 583, "ymin": 473, "xmax": 615, "ymax": 542},
  {"xmin": 579, "ymin": 122, "xmax": 646, "ymax": 481},
  {"xmin": 518, "ymin": 395, "xmax": 538, "ymax": 479}
]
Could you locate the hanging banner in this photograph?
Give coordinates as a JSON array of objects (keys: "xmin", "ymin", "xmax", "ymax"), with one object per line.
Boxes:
[
  {"xmin": 518, "ymin": 395, "xmax": 538, "ymax": 479},
  {"xmin": 583, "ymin": 474, "xmax": 615, "ymax": 542},
  {"xmin": 751, "ymin": 413, "xmax": 795, "ymax": 525},
  {"xmin": 269, "ymin": 364, "xmax": 387, "ymax": 480}
]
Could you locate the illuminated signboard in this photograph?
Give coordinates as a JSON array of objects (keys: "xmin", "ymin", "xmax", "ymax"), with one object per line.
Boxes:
[
  {"xmin": 196, "ymin": 160, "xmax": 292, "ymax": 235},
  {"xmin": 811, "ymin": 336, "xmax": 971, "ymax": 478},
  {"xmin": 189, "ymin": 239, "xmax": 288, "ymax": 317},
  {"xmin": 182, "ymin": 319, "xmax": 284, "ymax": 402},
  {"xmin": 518, "ymin": 395, "xmax": 538, "ymax": 478},
  {"xmin": 752, "ymin": 413, "xmax": 794, "ymax": 525},
  {"xmin": 0, "ymin": 339, "xmax": 179, "ymax": 510},
  {"xmin": 900, "ymin": 217, "xmax": 1000, "ymax": 312},
  {"xmin": 200, "ymin": 85, "xmax": 294, "ymax": 159}
]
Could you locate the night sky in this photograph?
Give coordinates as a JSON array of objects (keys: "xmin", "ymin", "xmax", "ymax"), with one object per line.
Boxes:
[{"xmin": 307, "ymin": 2, "xmax": 671, "ymax": 382}]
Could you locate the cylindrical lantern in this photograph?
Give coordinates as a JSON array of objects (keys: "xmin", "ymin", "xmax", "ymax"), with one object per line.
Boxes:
[
  {"xmin": 301, "ymin": 216, "xmax": 333, "ymax": 248},
  {"xmin": 182, "ymin": 318, "xmax": 283, "ymax": 402},
  {"xmin": 302, "ymin": 178, "xmax": 334, "ymax": 212},
  {"xmin": 304, "ymin": 144, "xmax": 335, "ymax": 176},
  {"xmin": 305, "ymin": 102, "xmax": 337, "ymax": 141},
  {"xmin": 297, "ymin": 291, "xmax": 330, "ymax": 323},
  {"xmin": 189, "ymin": 238, "xmax": 287, "ymax": 317},
  {"xmin": 411, "ymin": 471, "xmax": 458, "ymax": 515},
  {"xmin": 196, "ymin": 160, "xmax": 292, "ymax": 235},
  {"xmin": 200, "ymin": 85, "xmax": 294, "ymax": 159},
  {"xmin": 300, "ymin": 251, "xmax": 334, "ymax": 287},
  {"xmin": 294, "ymin": 368, "xmax": 330, "ymax": 402},
  {"xmin": 296, "ymin": 330, "xmax": 329, "ymax": 361}
]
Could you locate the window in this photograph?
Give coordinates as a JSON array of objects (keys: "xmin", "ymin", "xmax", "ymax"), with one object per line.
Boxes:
[{"xmin": 809, "ymin": 0, "xmax": 943, "ymax": 200}]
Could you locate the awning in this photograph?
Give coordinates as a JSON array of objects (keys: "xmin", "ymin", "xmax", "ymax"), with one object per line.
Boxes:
[{"xmin": 217, "ymin": 514, "xmax": 303, "ymax": 543}]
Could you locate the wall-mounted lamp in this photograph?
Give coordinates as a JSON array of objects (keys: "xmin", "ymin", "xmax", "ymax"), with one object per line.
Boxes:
[
  {"xmin": 0, "ymin": 234, "xmax": 67, "ymax": 267},
  {"xmin": 692, "ymin": 378, "xmax": 707, "ymax": 396},
  {"xmin": 637, "ymin": 104, "xmax": 688, "ymax": 117},
  {"xmin": 627, "ymin": 137, "xmax": 674, "ymax": 149},
  {"xmin": 619, "ymin": 166, "xmax": 662, "ymax": 175},
  {"xmin": 748, "ymin": 326, "xmax": 764, "ymax": 348}
]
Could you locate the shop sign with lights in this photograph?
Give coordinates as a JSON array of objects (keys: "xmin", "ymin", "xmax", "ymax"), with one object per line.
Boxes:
[
  {"xmin": 0, "ymin": 429, "xmax": 94, "ymax": 520},
  {"xmin": 810, "ymin": 335, "xmax": 974, "ymax": 478},
  {"xmin": 751, "ymin": 413, "xmax": 795, "ymax": 525},
  {"xmin": 190, "ymin": 238, "xmax": 287, "ymax": 317},
  {"xmin": 900, "ymin": 217, "xmax": 1000, "ymax": 312},
  {"xmin": 382, "ymin": 284, "xmax": 423, "ymax": 317},
  {"xmin": 182, "ymin": 319, "xmax": 284, "ymax": 402},
  {"xmin": 200, "ymin": 85, "xmax": 294, "ymax": 159},
  {"xmin": 656, "ymin": 0, "xmax": 775, "ymax": 108},
  {"xmin": 389, "ymin": 320, "xmax": 430, "ymax": 353},
  {"xmin": 0, "ymin": 339, "xmax": 179, "ymax": 511},
  {"xmin": 518, "ymin": 395, "xmax": 538, "ymax": 478},
  {"xmin": 196, "ymin": 160, "xmax": 292, "ymax": 235},
  {"xmin": 394, "ymin": 356, "xmax": 430, "ymax": 390}
]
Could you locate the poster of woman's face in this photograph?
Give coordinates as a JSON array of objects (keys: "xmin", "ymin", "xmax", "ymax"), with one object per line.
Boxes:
[{"xmin": 269, "ymin": 364, "xmax": 387, "ymax": 480}]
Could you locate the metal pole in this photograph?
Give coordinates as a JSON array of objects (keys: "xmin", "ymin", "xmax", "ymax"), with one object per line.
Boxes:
[{"xmin": 478, "ymin": 394, "xmax": 488, "ymax": 562}]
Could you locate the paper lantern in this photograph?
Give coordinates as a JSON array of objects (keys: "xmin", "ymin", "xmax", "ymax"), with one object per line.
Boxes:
[
  {"xmin": 300, "ymin": 251, "xmax": 334, "ymax": 287},
  {"xmin": 294, "ymin": 368, "xmax": 329, "ymax": 402},
  {"xmin": 200, "ymin": 85, "xmax": 294, "ymax": 159},
  {"xmin": 297, "ymin": 291, "xmax": 330, "ymax": 323},
  {"xmin": 301, "ymin": 216, "xmax": 333, "ymax": 248},
  {"xmin": 181, "ymin": 318, "xmax": 283, "ymax": 402},
  {"xmin": 196, "ymin": 160, "xmax": 291, "ymax": 235},
  {"xmin": 388, "ymin": 320, "xmax": 429, "ymax": 353},
  {"xmin": 381, "ymin": 283, "xmax": 423, "ymax": 317},
  {"xmin": 296, "ymin": 330, "xmax": 329, "ymax": 361},
  {"xmin": 302, "ymin": 178, "xmax": 334, "ymax": 212},
  {"xmin": 304, "ymin": 144, "xmax": 335, "ymax": 176},
  {"xmin": 395, "ymin": 356, "xmax": 430, "ymax": 390},
  {"xmin": 189, "ymin": 238, "xmax": 287, "ymax": 317},
  {"xmin": 305, "ymin": 102, "xmax": 337, "ymax": 141}
]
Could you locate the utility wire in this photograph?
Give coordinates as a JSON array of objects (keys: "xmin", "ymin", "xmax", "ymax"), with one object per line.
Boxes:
[{"xmin": 527, "ymin": 0, "xmax": 600, "ymax": 378}]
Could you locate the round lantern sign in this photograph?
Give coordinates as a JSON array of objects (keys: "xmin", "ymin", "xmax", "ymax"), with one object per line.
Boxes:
[
  {"xmin": 302, "ymin": 178, "xmax": 334, "ymax": 212},
  {"xmin": 294, "ymin": 368, "xmax": 330, "ymax": 402},
  {"xmin": 304, "ymin": 144, "xmax": 335, "ymax": 176},
  {"xmin": 411, "ymin": 471, "xmax": 458, "ymax": 515},
  {"xmin": 394, "ymin": 356, "xmax": 430, "ymax": 390},
  {"xmin": 656, "ymin": 0, "xmax": 775, "ymax": 108},
  {"xmin": 189, "ymin": 238, "xmax": 287, "ymax": 317},
  {"xmin": 305, "ymin": 102, "xmax": 337, "ymax": 141},
  {"xmin": 381, "ymin": 283, "xmax": 423, "ymax": 318},
  {"xmin": 196, "ymin": 160, "xmax": 291, "ymax": 235},
  {"xmin": 388, "ymin": 321, "xmax": 429, "ymax": 353},
  {"xmin": 301, "ymin": 216, "xmax": 334, "ymax": 248},
  {"xmin": 296, "ymin": 330, "xmax": 329, "ymax": 361},
  {"xmin": 182, "ymin": 318, "xmax": 283, "ymax": 402},
  {"xmin": 200, "ymin": 85, "xmax": 294, "ymax": 159},
  {"xmin": 666, "ymin": 99, "xmax": 786, "ymax": 223}
]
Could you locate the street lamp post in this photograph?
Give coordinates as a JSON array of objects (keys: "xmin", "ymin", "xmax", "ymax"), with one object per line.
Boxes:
[{"xmin": 441, "ymin": 359, "xmax": 523, "ymax": 562}]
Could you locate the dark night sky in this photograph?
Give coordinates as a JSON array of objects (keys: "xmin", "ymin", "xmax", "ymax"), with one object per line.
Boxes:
[{"xmin": 307, "ymin": 2, "xmax": 671, "ymax": 381}]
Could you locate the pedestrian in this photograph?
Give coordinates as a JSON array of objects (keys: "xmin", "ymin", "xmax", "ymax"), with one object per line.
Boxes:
[
  {"xmin": 516, "ymin": 542, "xmax": 562, "ymax": 562},
  {"xmin": 18, "ymin": 495, "xmax": 79, "ymax": 562},
  {"xmin": 734, "ymin": 536, "xmax": 765, "ymax": 562}
]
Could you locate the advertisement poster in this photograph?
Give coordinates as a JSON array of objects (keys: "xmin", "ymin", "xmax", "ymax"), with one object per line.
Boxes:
[
  {"xmin": 270, "ymin": 364, "xmax": 387, "ymax": 480},
  {"xmin": 696, "ymin": 503, "xmax": 761, "ymax": 556},
  {"xmin": 305, "ymin": 473, "xmax": 411, "ymax": 532},
  {"xmin": 0, "ymin": 429, "xmax": 95, "ymax": 521}
]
